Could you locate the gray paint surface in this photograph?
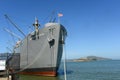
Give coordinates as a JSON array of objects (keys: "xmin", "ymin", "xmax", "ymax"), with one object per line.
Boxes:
[{"xmin": 14, "ymin": 23, "xmax": 67, "ymax": 71}]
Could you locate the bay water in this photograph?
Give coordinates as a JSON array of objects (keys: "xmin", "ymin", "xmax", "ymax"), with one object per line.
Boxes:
[{"xmin": 20, "ymin": 60, "xmax": 120, "ymax": 80}]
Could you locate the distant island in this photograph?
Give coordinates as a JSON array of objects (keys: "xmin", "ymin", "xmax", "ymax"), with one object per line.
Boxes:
[{"xmin": 67, "ymin": 56, "xmax": 111, "ymax": 62}]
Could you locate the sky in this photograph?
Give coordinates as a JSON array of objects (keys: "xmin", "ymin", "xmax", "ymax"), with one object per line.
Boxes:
[{"xmin": 0, "ymin": 0, "xmax": 120, "ymax": 59}]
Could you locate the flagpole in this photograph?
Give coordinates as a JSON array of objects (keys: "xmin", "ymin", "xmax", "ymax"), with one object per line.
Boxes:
[
  {"xmin": 58, "ymin": 13, "xmax": 63, "ymax": 23},
  {"xmin": 58, "ymin": 16, "xmax": 60, "ymax": 23}
]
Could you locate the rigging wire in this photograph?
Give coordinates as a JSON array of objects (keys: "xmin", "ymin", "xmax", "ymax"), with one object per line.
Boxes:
[
  {"xmin": 4, "ymin": 14, "xmax": 26, "ymax": 37},
  {"xmin": 41, "ymin": 10, "xmax": 56, "ymax": 25},
  {"xmin": 49, "ymin": 10, "xmax": 56, "ymax": 22},
  {"xmin": 63, "ymin": 43, "xmax": 67, "ymax": 80},
  {"xmin": 61, "ymin": 29, "xmax": 67, "ymax": 80},
  {"xmin": 6, "ymin": 47, "xmax": 13, "ymax": 53},
  {"xmin": 4, "ymin": 28, "xmax": 21, "ymax": 40},
  {"xmin": 4, "ymin": 15, "xmax": 16, "ymax": 46},
  {"xmin": 28, "ymin": 26, "xmax": 34, "ymax": 34}
]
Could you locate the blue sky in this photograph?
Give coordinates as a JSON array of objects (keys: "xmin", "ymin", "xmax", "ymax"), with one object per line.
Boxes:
[{"xmin": 0, "ymin": 0, "xmax": 120, "ymax": 59}]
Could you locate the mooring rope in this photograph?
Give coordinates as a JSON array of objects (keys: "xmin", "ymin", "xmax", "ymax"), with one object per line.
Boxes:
[
  {"xmin": 63, "ymin": 44, "xmax": 67, "ymax": 80},
  {"xmin": 62, "ymin": 30, "xmax": 67, "ymax": 80}
]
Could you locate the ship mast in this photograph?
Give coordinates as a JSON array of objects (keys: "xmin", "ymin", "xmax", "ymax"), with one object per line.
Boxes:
[{"xmin": 33, "ymin": 17, "xmax": 40, "ymax": 39}]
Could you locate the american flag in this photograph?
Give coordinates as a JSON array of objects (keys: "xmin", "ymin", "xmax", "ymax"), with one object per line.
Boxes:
[{"xmin": 58, "ymin": 13, "xmax": 63, "ymax": 17}]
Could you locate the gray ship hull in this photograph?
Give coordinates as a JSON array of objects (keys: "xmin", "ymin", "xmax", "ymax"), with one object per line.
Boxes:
[{"xmin": 13, "ymin": 23, "xmax": 67, "ymax": 76}]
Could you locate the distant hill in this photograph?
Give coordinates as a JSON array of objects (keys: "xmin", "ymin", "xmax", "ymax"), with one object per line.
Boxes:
[{"xmin": 67, "ymin": 56, "xmax": 111, "ymax": 62}]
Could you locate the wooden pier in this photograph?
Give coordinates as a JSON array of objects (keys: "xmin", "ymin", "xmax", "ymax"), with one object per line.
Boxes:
[
  {"xmin": 0, "ymin": 70, "xmax": 19, "ymax": 80},
  {"xmin": 0, "ymin": 71, "xmax": 7, "ymax": 76},
  {"xmin": 0, "ymin": 76, "xmax": 11, "ymax": 80},
  {"xmin": 0, "ymin": 71, "xmax": 10, "ymax": 80}
]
